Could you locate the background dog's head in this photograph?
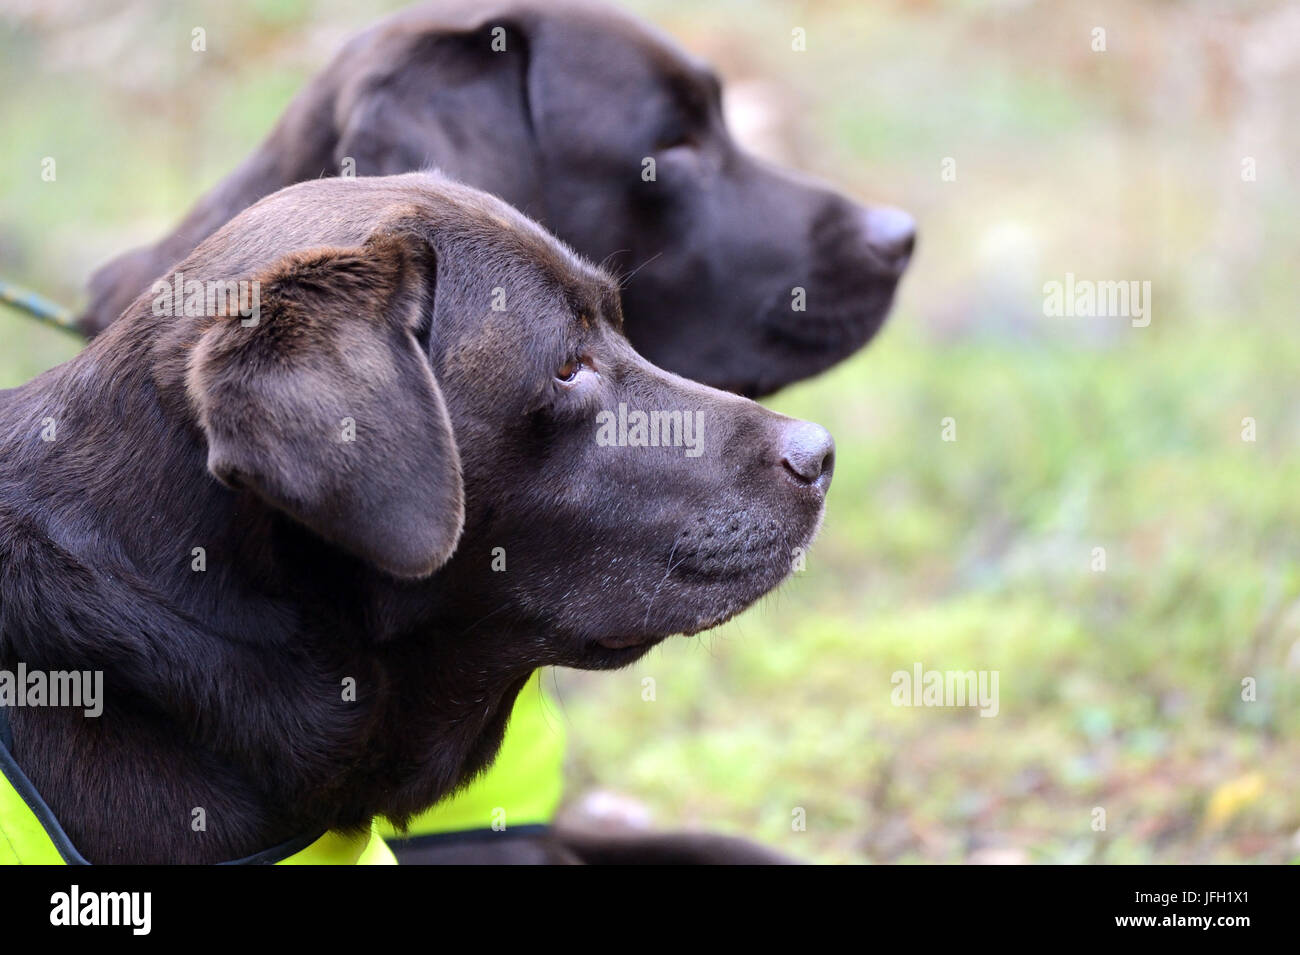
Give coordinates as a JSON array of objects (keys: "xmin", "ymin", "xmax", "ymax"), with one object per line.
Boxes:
[
  {"xmin": 81, "ymin": 0, "xmax": 912, "ymax": 398},
  {"xmin": 163, "ymin": 172, "xmax": 832, "ymax": 670}
]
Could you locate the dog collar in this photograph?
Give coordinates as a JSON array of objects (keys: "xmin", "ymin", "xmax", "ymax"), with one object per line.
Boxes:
[
  {"xmin": 379, "ymin": 669, "xmax": 565, "ymax": 845},
  {"xmin": 0, "ymin": 706, "xmax": 395, "ymax": 865}
]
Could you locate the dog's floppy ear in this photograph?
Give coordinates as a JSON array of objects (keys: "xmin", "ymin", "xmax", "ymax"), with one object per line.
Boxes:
[
  {"xmin": 334, "ymin": 20, "xmax": 539, "ymax": 203},
  {"xmin": 187, "ymin": 230, "xmax": 464, "ymax": 579}
]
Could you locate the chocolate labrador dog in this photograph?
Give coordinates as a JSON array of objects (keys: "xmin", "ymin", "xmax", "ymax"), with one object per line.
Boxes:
[
  {"xmin": 0, "ymin": 172, "xmax": 833, "ymax": 864},
  {"xmin": 77, "ymin": 0, "xmax": 913, "ymax": 399}
]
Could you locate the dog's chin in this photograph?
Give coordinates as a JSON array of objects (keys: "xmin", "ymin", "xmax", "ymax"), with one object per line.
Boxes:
[
  {"xmin": 568, "ymin": 558, "xmax": 799, "ymax": 671},
  {"xmin": 759, "ymin": 287, "xmax": 898, "ymax": 360},
  {"xmin": 578, "ymin": 636, "xmax": 666, "ymax": 670}
]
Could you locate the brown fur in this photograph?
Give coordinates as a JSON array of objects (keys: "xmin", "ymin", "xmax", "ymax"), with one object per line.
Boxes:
[{"xmin": 0, "ymin": 172, "xmax": 833, "ymax": 863}]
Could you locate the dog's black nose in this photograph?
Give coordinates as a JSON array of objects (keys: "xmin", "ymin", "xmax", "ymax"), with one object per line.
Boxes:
[
  {"xmin": 861, "ymin": 204, "xmax": 916, "ymax": 273},
  {"xmin": 780, "ymin": 421, "xmax": 835, "ymax": 489}
]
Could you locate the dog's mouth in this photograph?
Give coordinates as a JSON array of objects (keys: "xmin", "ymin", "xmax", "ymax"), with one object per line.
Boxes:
[
  {"xmin": 761, "ymin": 285, "xmax": 898, "ymax": 354},
  {"xmin": 580, "ymin": 559, "xmax": 796, "ymax": 666},
  {"xmin": 551, "ymin": 502, "xmax": 826, "ymax": 670}
]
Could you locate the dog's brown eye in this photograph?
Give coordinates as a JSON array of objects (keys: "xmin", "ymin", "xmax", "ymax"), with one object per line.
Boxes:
[{"xmin": 556, "ymin": 359, "xmax": 583, "ymax": 383}]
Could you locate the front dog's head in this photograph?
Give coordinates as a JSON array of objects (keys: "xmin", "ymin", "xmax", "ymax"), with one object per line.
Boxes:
[
  {"xmin": 84, "ymin": 0, "xmax": 911, "ymax": 398},
  {"xmin": 171, "ymin": 173, "xmax": 832, "ymax": 669}
]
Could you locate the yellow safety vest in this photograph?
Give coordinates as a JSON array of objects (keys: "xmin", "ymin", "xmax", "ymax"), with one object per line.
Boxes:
[
  {"xmin": 379, "ymin": 669, "xmax": 565, "ymax": 843},
  {"xmin": 0, "ymin": 709, "xmax": 395, "ymax": 866},
  {"xmin": 1, "ymin": 670, "xmax": 565, "ymax": 862}
]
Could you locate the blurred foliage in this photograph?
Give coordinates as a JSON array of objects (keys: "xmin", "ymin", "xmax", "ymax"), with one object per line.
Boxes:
[{"xmin": 1, "ymin": 0, "xmax": 1297, "ymax": 862}]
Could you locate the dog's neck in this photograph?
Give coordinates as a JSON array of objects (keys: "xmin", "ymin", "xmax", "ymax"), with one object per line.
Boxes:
[{"xmin": 0, "ymin": 321, "xmax": 535, "ymax": 862}]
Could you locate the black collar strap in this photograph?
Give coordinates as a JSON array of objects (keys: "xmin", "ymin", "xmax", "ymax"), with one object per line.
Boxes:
[{"xmin": 0, "ymin": 705, "xmax": 363, "ymax": 865}]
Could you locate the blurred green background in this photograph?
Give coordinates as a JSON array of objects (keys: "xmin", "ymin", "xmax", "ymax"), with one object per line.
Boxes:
[{"xmin": 2, "ymin": 0, "xmax": 1298, "ymax": 863}]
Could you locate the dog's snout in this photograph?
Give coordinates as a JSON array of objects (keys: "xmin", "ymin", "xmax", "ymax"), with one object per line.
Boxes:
[
  {"xmin": 860, "ymin": 204, "xmax": 916, "ymax": 273},
  {"xmin": 779, "ymin": 421, "xmax": 835, "ymax": 489}
]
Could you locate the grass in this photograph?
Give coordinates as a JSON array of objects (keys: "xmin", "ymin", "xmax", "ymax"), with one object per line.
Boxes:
[{"xmin": 557, "ymin": 317, "xmax": 1300, "ymax": 863}]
